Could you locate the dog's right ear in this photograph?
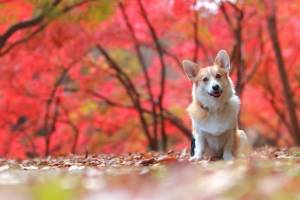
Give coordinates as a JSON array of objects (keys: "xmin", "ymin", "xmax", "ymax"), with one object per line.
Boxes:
[
  {"xmin": 214, "ymin": 50, "xmax": 230, "ymax": 72},
  {"xmin": 182, "ymin": 60, "xmax": 198, "ymax": 81}
]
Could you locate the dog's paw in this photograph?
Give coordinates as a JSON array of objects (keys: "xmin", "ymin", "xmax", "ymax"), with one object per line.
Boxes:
[{"xmin": 189, "ymin": 155, "xmax": 202, "ymax": 162}]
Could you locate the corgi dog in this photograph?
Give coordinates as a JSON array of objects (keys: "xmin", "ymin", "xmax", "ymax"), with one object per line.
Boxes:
[{"xmin": 182, "ymin": 50, "xmax": 250, "ymax": 160}]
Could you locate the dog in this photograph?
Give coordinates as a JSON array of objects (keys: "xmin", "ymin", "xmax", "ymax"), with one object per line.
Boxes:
[{"xmin": 182, "ymin": 50, "xmax": 250, "ymax": 160}]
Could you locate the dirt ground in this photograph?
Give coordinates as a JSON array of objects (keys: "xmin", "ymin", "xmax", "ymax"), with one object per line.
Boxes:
[{"xmin": 1, "ymin": 147, "xmax": 300, "ymax": 200}]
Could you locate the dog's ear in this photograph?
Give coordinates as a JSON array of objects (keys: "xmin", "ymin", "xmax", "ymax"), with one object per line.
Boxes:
[
  {"xmin": 182, "ymin": 60, "xmax": 199, "ymax": 81},
  {"xmin": 215, "ymin": 50, "xmax": 230, "ymax": 72}
]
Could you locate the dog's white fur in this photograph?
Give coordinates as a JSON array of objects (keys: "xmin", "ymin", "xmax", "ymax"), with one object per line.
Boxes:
[{"xmin": 183, "ymin": 50, "xmax": 250, "ymax": 160}]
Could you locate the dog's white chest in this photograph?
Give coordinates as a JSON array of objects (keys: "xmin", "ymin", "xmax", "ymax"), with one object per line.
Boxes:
[
  {"xmin": 198, "ymin": 112, "xmax": 234, "ymax": 135},
  {"xmin": 192, "ymin": 96, "xmax": 240, "ymax": 136}
]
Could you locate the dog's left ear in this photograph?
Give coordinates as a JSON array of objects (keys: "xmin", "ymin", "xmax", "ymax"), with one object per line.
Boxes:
[
  {"xmin": 215, "ymin": 50, "xmax": 230, "ymax": 72},
  {"xmin": 182, "ymin": 60, "xmax": 199, "ymax": 81}
]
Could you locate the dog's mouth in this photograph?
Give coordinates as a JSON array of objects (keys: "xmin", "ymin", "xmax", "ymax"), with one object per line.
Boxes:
[{"xmin": 209, "ymin": 90, "xmax": 222, "ymax": 98}]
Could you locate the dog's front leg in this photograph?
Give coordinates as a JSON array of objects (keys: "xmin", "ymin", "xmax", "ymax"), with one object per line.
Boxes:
[
  {"xmin": 223, "ymin": 131, "xmax": 234, "ymax": 160},
  {"xmin": 190, "ymin": 130, "xmax": 206, "ymax": 161}
]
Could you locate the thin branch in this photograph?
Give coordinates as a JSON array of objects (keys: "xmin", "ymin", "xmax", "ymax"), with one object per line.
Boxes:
[
  {"xmin": 45, "ymin": 97, "xmax": 60, "ymax": 156},
  {"xmin": 119, "ymin": 2, "xmax": 159, "ymax": 145},
  {"xmin": 89, "ymin": 90, "xmax": 192, "ymax": 139},
  {"xmin": 264, "ymin": 76, "xmax": 292, "ymax": 134},
  {"xmin": 62, "ymin": 0, "xmax": 96, "ymax": 13},
  {"xmin": 163, "ymin": 110, "xmax": 192, "ymax": 139},
  {"xmin": 191, "ymin": 3, "xmax": 211, "ymax": 63},
  {"xmin": 61, "ymin": 106, "xmax": 80, "ymax": 154},
  {"xmin": 0, "ymin": 0, "xmax": 95, "ymax": 55},
  {"xmin": 0, "ymin": 23, "xmax": 47, "ymax": 56},
  {"xmin": 192, "ymin": 3, "xmax": 199, "ymax": 63},
  {"xmin": 42, "ymin": 53, "xmax": 86, "ymax": 156},
  {"xmin": 88, "ymin": 90, "xmax": 133, "ymax": 109},
  {"xmin": 220, "ymin": 1, "xmax": 245, "ymax": 96},
  {"xmin": 0, "ymin": 0, "xmax": 62, "ymax": 50},
  {"xmin": 43, "ymin": 57, "xmax": 83, "ymax": 134},
  {"xmin": 242, "ymin": 27, "xmax": 264, "ymax": 85},
  {"xmin": 95, "ymin": 44, "xmax": 156, "ymax": 149},
  {"xmin": 266, "ymin": 0, "xmax": 300, "ymax": 144},
  {"xmin": 220, "ymin": 3, "xmax": 234, "ymax": 31},
  {"xmin": 137, "ymin": 0, "xmax": 168, "ymax": 150},
  {"xmin": 0, "ymin": 16, "xmax": 44, "ymax": 50},
  {"xmin": 138, "ymin": 41, "xmax": 183, "ymax": 71}
]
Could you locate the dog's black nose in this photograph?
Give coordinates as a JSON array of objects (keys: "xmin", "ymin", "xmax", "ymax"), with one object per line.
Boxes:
[{"xmin": 212, "ymin": 85, "xmax": 220, "ymax": 91}]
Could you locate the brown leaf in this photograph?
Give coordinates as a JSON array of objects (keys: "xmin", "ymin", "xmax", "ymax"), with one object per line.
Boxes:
[
  {"xmin": 139, "ymin": 158, "xmax": 157, "ymax": 166},
  {"xmin": 157, "ymin": 155, "xmax": 177, "ymax": 164}
]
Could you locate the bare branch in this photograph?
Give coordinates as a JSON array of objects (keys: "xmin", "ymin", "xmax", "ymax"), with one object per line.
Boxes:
[
  {"xmin": 61, "ymin": 106, "xmax": 80, "ymax": 154},
  {"xmin": 220, "ymin": 3, "xmax": 234, "ymax": 31},
  {"xmin": 45, "ymin": 97, "xmax": 60, "ymax": 156},
  {"xmin": 191, "ymin": 2, "xmax": 210, "ymax": 63},
  {"xmin": 95, "ymin": 44, "xmax": 157, "ymax": 149},
  {"xmin": 137, "ymin": 0, "xmax": 168, "ymax": 150},
  {"xmin": 242, "ymin": 27, "xmax": 265, "ymax": 85},
  {"xmin": 192, "ymin": 5, "xmax": 199, "ymax": 63},
  {"xmin": 89, "ymin": 90, "xmax": 192, "ymax": 139},
  {"xmin": 119, "ymin": 2, "xmax": 159, "ymax": 144},
  {"xmin": 0, "ymin": 0, "xmax": 62, "ymax": 50},
  {"xmin": 263, "ymin": 75, "xmax": 292, "ymax": 134},
  {"xmin": 42, "ymin": 53, "xmax": 87, "ymax": 156},
  {"xmin": 0, "ymin": 0, "xmax": 95, "ymax": 55},
  {"xmin": 0, "ymin": 24, "xmax": 47, "ymax": 56},
  {"xmin": 138, "ymin": 41, "xmax": 183, "ymax": 71},
  {"xmin": 220, "ymin": 1, "xmax": 245, "ymax": 96},
  {"xmin": 88, "ymin": 90, "xmax": 133, "ymax": 109},
  {"xmin": 266, "ymin": 0, "xmax": 300, "ymax": 144}
]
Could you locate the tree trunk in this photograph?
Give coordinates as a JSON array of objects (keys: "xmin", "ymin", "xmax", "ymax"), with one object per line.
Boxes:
[{"xmin": 266, "ymin": 1, "xmax": 300, "ymax": 145}]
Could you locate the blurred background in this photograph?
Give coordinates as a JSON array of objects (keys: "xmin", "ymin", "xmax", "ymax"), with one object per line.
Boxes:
[{"xmin": 0, "ymin": 0, "xmax": 299, "ymax": 158}]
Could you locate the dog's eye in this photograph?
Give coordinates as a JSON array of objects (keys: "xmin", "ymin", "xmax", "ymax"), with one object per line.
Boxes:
[
  {"xmin": 203, "ymin": 77, "xmax": 209, "ymax": 82},
  {"xmin": 216, "ymin": 74, "xmax": 221, "ymax": 79}
]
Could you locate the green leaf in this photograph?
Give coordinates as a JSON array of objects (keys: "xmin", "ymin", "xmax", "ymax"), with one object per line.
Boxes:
[{"xmin": 32, "ymin": 180, "xmax": 75, "ymax": 200}]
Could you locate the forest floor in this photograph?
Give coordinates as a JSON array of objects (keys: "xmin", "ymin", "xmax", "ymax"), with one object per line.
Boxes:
[{"xmin": 1, "ymin": 147, "xmax": 300, "ymax": 200}]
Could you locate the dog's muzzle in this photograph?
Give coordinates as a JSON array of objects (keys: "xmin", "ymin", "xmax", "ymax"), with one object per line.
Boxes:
[
  {"xmin": 209, "ymin": 90, "xmax": 222, "ymax": 98},
  {"xmin": 209, "ymin": 84, "xmax": 222, "ymax": 98}
]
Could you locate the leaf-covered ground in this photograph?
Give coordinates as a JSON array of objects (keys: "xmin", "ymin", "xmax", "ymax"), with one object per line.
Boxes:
[{"xmin": 1, "ymin": 147, "xmax": 300, "ymax": 200}]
